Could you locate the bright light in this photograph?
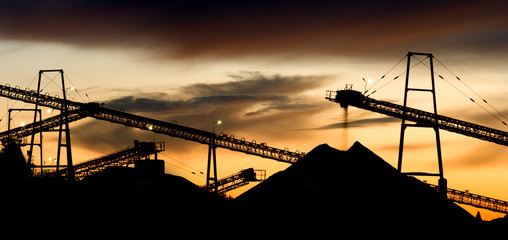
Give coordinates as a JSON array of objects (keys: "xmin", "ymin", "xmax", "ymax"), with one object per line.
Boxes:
[
  {"xmin": 216, "ymin": 120, "xmax": 222, "ymax": 125},
  {"xmin": 147, "ymin": 125, "xmax": 154, "ymax": 130},
  {"xmin": 20, "ymin": 122, "xmax": 25, "ymax": 127},
  {"xmin": 362, "ymin": 77, "xmax": 373, "ymax": 84}
]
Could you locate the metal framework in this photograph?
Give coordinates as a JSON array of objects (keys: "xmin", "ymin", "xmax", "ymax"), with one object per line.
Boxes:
[
  {"xmin": 87, "ymin": 105, "xmax": 305, "ymax": 163},
  {"xmin": 206, "ymin": 168, "xmax": 266, "ymax": 194},
  {"xmin": 46, "ymin": 141, "xmax": 164, "ymax": 181},
  {"xmin": 326, "ymin": 86, "xmax": 508, "ymax": 212},
  {"xmin": 0, "ymin": 109, "xmax": 87, "ymax": 142},
  {"xmin": 326, "ymin": 89, "xmax": 508, "ymax": 146},
  {"xmin": 206, "ymin": 140, "xmax": 219, "ymax": 191},
  {"xmin": 428, "ymin": 184, "xmax": 508, "ymax": 214},
  {"xmin": 34, "ymin": 70, "xmax": 74, "ymax": 180},
  {"xmin": 397, "ymin": 52, "xmax": 446, "ymax": 194},
  {"xmin": 0, "ymin": 82, "xmax": 304, "ymax": 164}
]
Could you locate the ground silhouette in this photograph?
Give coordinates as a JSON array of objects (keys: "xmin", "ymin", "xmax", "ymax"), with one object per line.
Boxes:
[
  {"xmin": 236, "ymin": 142, "xmax": 477, "ymax": 228},
  {"xmin": 1, "ymin": 141, "xmax": 507, "ymax": 233}
]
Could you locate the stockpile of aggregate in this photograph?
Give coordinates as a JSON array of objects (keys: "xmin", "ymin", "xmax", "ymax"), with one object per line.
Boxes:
[{"xmin": 236, "ymin": 142, "xmax": 475, "ymax": 227}]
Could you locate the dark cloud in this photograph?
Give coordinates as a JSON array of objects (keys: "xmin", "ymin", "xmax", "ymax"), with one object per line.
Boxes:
[
  {"xmin": 105, "ymin": 71, "xmax": 331, "ymax": 116},
  {"xmin": 184, "ymin": 71, "xmax": 326, "ymax": 96},
  {"xmin": 72, "ymin": 71, "xmax": 332, "ymax": 150},
  {"xmin": 0, "ymin": 0, "xmax": 507, "ymax": 59}
]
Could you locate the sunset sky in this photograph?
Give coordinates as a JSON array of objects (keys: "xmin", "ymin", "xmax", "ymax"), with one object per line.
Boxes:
[{"xmin": 1, "ymin": 0, "xmax": 508, "ymax": 219}]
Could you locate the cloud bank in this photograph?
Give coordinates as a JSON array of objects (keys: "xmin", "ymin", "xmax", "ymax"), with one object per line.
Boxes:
[
  {"xmin": 1, "ymin": 0, "xmax": 507, "ymax": 59},
  {"xmin": 71, "ymin": 71, "xmax": 334, "ymax": 151}
]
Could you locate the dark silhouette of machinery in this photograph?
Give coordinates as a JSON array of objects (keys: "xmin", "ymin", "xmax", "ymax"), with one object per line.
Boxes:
[
  {"xmin": 0, "ymin": 72, "xmax": 301, "ymax": 192},
  {"xmin": 327, "ymin": 89, "xmax": 508, "ymax": 146},
  {"xmin": 326, "ymin": 52, "xmax": 508, "ymax": 214},
  {"xmin": 45, "ymin": 140, "xmax": 165, "ymax": 181},
  {"xmin": 206, "ymin": 168, "xmax": 266, "ymax": 194},
  {"xmin": 0, "ymin": 81, "xmax": 303, "ymax": 164},
  {"xmin": 326, "ymin": 89, "xmax": 508, "ymax": 214},
  {"xmin": 428, "ymin": 184, "xmax": 508, "ymax": 214}
]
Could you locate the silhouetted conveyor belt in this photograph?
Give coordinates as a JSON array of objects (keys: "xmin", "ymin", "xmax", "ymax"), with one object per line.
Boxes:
[
  {"xmin": 0, "ymin": 109, "xmax": 87, "ymax": 141},
  {"xmin": 327, "ymin": 89, "xmax": 508, "ymax": 146},
  {"xmin": 45, "ymin": 141, "xmax": 164, "ymax": 180},
  {"xmin": 0, "ymin": 83, "xmax": 304, "ymax": 163},
  {"xmin": 206, "ymin": 168, "xmax": 265, "ymax": 193},
  {"xmin": 428, "ymin": 184, "xmax": 508, "ymax": 214}
]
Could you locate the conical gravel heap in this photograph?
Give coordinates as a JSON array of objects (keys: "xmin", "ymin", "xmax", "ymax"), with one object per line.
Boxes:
[{"xmin": 236, "ymin": 142, "xmax": 475, "ymax": 226}]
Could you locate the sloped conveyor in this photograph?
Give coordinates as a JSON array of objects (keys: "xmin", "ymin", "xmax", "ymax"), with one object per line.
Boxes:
[{"xmin": 46, "ymin": 141, "xmax": 164, "ymax": 181}]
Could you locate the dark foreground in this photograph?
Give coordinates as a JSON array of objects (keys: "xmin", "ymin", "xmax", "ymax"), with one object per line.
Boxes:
[{"xmin": 1, "ymin": 142, "xmax": 507, "ymax": 234}]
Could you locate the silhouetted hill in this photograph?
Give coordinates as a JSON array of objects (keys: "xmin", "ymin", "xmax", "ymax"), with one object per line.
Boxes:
[
  {"xmin": 0, "ymin": 140, "xmax": 30, "ymax": 182},
  {"xmin": 0, "ymin": 163, "xmax": 227, "ymax": 233},
  {"xmin": 236, "ymin": 142, "xmax": 476, "ymax": 226},
  {"xmin": 3, "ymin": 141, "xmax": 506, "ymax": 234}
]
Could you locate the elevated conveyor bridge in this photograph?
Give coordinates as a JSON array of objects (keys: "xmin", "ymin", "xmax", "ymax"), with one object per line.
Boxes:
[
  {"xmin": 45, "ymin": 141, "xmax": 164, "ymax": 181},
  {"xmin": 0, "ymin": 83, "xmax": 304, "ymax": 163},
  {"xmin": 326, "ymin": 89, "xmax": 508, "ymax": 146}
]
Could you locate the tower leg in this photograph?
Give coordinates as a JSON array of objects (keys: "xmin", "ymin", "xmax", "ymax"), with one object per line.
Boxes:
[
  {"xmin": 205, "ymin": 143, "xmax": 218, "ymax": 191},
  {"xmin": 397, "ymin": 125, "xmax": 406, "ymax": 172},
  {"xmin": 438, "ymin": 178, "xmax": 448, "ymax": 199}
]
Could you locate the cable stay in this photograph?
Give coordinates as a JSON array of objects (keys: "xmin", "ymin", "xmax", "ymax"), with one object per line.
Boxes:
[
  {"xmin": 363, "ymin": 54, "xmax": 508, "ymax": 128},
  {"xmin": 365, "ymin": 55, "xmax": 407, "ymax": 94},
  {"xmin": 366, "ymin": 55, "xmax": 429, "ymax": 97},
  {"xmin": 160, "ymin": 152, "xmax": 204, "ymax": 176},
  {"xmin": 434, "ymin": 57, "xmax": 508, "ymax": 126}
]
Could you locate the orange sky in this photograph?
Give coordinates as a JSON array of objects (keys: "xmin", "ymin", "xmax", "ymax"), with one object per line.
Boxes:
[{"xmin": 1, "ymin": 0, "xmax": 508, "ymax": 220}]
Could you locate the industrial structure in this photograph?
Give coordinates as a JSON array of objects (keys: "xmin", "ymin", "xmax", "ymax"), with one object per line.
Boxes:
[
  {"xmin": 0, "ymin": 51, "xmax": 507, "ymax": 215},
  {"xmin": 0, "ymin": 69, "xmax": 302, "ymax": 193},
  {"xmin": 44, "ymin": 140, "xmax": 165, "ymax": 181},
  {"xmin": 207, "ymin": 168, "xmax": 266, "ymax": 194},
  {"xmin": 326, "ymin": 52, "xmax": 508, "ymax": 214}
]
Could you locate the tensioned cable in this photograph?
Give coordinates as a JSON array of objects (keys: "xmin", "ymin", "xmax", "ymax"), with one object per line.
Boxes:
[
  {"xmin": 160, "ymin": 152, "xmax": 205, "ymax": 176},
  {"xmin": 434, "ymin": 57, "xmax": 508, "ymax": 125},
  {"xmin": 41, "ymin": 71, "xmax": 63, "ymax": 91},
  {"xmin": 365, "ymin": 55, "xmax": 407, "ymax": 94},
  {"xmin": 366, "ymin": 55, "xmax": 429, "ymax": 97},
  {"xmin": 437, "ymin": 73, "xmax": 507, "ymax": 126},
  {"xmin": 412, "ymin": 55, "xmax": 507, "ymax": 127},
  {"xmin": 64, "ymin": 72, "xmax": 88, "ymax": 103}
]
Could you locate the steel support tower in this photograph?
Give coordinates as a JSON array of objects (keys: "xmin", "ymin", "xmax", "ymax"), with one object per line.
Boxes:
[
  {"xmin": 31, "ymin": 70, "xmax": 75, "ymax": 181},
  {"xmin": 206, "ymin": 140, "xmax": 218, "ymax": 191},
  {"xmin": 397, "ymin": 52, "xmax": 447, "ymax": 194}
]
